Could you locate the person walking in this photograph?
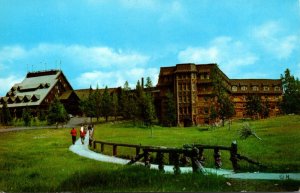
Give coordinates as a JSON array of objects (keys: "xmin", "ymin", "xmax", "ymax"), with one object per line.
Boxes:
[
  {"xmin": 70, "ymin": 127, "xmax": 77, "ymax": 145},
  {"xmin": 88, "ymin": 124, "xmax": 94, "ymax": 147},
  {"xmin": 80, "ymin": 126, "xmax": 86, "ymax": 145}
]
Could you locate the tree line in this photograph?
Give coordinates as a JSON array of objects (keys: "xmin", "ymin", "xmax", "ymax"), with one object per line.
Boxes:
[{"xmin": 79, "ymin": 77, "xmax": 157, "ymax": 127}]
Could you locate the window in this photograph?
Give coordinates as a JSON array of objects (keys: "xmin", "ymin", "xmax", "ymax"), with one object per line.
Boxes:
[
  {"xmin": 253, "ymin": 86, "xmax": 259, "ymax": 91},
  {"xmin": 200, "ymin": 74, "xmax": 204, "ymax": 79},
  {"xmin": 263, "ymin": 86, "xmax": 269, "ymax": 91},
  {"xmin": 275, "ymin": 86, "xmax": 281, "ymax": 91},
  {"xmin": 241, "ymin": 86, "xmax": 247, "ymax": 91},
  {"xmin": 232, "ymin": 86, "xmax": 237, "ymax": 92}
]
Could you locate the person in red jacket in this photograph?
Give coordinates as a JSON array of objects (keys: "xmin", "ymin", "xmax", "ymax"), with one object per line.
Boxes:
[
  {"xmin": 70, "ymin": 127, "xmax": 77, "ymax": 145},
  {"xmin": 80, "ymin": 127, "xmax": 86, "ymax": 145}
]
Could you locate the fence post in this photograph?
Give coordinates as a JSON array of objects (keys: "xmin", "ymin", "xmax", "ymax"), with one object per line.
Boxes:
[
  {"xmin": 93, "ymin": 141, "xmax": 96, "ymax": 149},
  {"xmin": 101, "ymin": 143, "xmax": 104, "ymax": 152},
  {"xmin": 157, "ymin": 152, "xmax": 164, "ymax": 172},
  {"xmin": 214, "ymin": 148, "xmax": 222, "ymax": 169},
  {"xmin": 173, "ymin": 152, "xmax": 181, "ymax": 174},
  {"xmin": 136, "ymin": 146, "xmax": 140, "ymax": 156},
  {"xmin": 230, "ymin": 140, "xmax": 239, "ymax": 171},
  {"xmin": 113, "ymin": 145, "xmax": 117, "ymax": 156},
  {"xmin": 144, "ymin": 150, "xmax": 151, "ymax": 168}
]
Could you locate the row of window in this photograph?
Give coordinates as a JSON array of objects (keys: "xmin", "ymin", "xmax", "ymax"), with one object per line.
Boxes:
[
  {"xmin": 177, "ymin": 83, "xmax": 197, "ymax": 91},
  {"xmin": 232, "ymin": 85, "xmax": 281, "ymax": 92}
]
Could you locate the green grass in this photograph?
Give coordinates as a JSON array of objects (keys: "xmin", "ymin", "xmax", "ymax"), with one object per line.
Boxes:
[
  {"xmin": 93, "ymin": 115, "xmax": 300, "ymax": 173},
  {"xmin": 0, "ymin": 115, "xmax": 299, "ymax": 192}
]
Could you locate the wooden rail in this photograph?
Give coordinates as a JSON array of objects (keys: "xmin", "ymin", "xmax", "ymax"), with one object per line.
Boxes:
[{"xmin": 93, "ymin": 140, "xmax": 264, "ymax": 173}]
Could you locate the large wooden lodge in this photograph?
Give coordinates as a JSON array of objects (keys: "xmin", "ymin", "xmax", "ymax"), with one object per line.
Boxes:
[
  {"xmin": 0, "ymin": 70, "xmax": 80, "ymax": 118},
  {"xmin": 0, "ymin": 63, "xmax": 283, "ymax": 125},
  {"xmin": 156, "ymin": 63, "xmax": 282, "ymax": 126}
]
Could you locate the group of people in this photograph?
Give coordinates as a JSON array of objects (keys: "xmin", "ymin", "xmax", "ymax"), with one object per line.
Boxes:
[{"xmin": 70, "ymin": 124, "xmax": 94, "ymax": 147}]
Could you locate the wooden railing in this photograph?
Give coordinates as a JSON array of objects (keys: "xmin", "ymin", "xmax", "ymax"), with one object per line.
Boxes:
[{"xmin": 93, "ymin": 140, "xmax": 264, "ymax": 173}]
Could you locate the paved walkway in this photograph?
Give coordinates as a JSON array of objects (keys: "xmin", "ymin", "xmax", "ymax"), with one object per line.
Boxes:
[{"xmin": 69, "ymin": 132, "xmax": 300, "ymax": 181}]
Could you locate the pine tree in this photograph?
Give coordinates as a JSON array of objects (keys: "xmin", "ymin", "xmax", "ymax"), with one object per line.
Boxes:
[
  {"xmin": 280, "ymin": 69, "xmax": 300, "ymax": 114},
  {"xmin": 120, "ymin": 82, "xmax": 131, "ymax": 119},
  {"xmin": 102, "ymin": 86, "xmax": 111, "ymax": 122},
  {"xmin": 1, "ymin": 102, "xmax": 12, "ymax": 126},
  {"xmin": 145, "ymin": 77, "xmax": 153, "ymax": 88},
  {"xmin": 164, "ymin": 91, "xmax": 177, "ymax": 126},
  {"xmin": 47, "ymin": 97, "xmax": 70, "ymax": 128},
  {"xmin": 94, "ymin": 85, "xmax": 102, "ymax": 122},
  {"xmin": 246, "ymin": 94, "xmax": 262, "ymax": 119},
  {"xmin": 22, "ymin": 107, "xmax": 31, "ymax": 126},
  {"xmin": 111, "ymin": 92, "xmax": 119, "ymax": 121},
  {"xmin": 211, "ymin": 65, "xmax": 235, "ymax": 126}
]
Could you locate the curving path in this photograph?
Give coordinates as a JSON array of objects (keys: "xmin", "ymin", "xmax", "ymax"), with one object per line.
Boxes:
[{"xmin": 69, "ymin": 132, "xmax": 300, "ymax": 181}]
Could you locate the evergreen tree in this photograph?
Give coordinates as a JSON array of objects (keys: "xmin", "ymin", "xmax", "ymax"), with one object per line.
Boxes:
[
  {"xmin": 143, "ymin": 92, "xmax": 156, "ymax": 127},
  {"xmin": 22, "ymin": 107, "xmax": 31, "ymax": 126},
  {"xmin": 120, "ymin": 83, "xmax": 131, "ymax": 119},
  {"xmin": 280, "ymin": 68, "xmax": 300, "ymax": 114},
  {"xmin": 102, "ymin": 86, "xmax": 111, "ymax": 122},
  {"xmin": 209, "ymin": 105, "xmax": 218, "ymax": 124},
  {"xmin": 164, "ymin": 91, "xmax": 177, "ymax": 126},
  {"xmin": 94, "ymin": 85, "xmax": 102, "ymax": 122},
  {"xmin": 246, "ymin": 94, "xmax": 262, "ymax": 119},
  {"xmin": 261, "ymin": 98, "xmax": 270, "ymax": 118},
  {"xmin": 218, "ymin": 94, "xmax": 235, "ymax": 126},
  {"xmin": 47, "ymin": 98, "xmax": 70, "ymax": 128},
  {"xmin": 1, "ymin": 102, "xmax": 12, "ymax": 126},
  {"xmin": 145, "ymin": 77, "xmax": 153, "ymax": 88},
  {"xmin": 211, "ymin": 65, "xmax": 235, "ymax": 126},
  {"xmin": 134, "ymin": 80, "xmax": 144, "ymax": 125},
  {"xmin": 111, "ymin": 92, "xmax": 119, "ymax": 121},
  {"xmin": 80, "ymin": 86, "xmax": 96, "ymax": 122}
]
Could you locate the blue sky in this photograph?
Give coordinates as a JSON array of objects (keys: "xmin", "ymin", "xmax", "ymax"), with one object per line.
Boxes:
[{"xmin": 0, "ymin": 0, "xmax": 300, "ymax": 96}]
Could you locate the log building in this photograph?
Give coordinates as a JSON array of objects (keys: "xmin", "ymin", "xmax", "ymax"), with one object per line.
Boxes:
[
  {"xmin": 0, "ymin": 70, "xmax": 80, "ymax": 117},
  {"xmin": 156, "ymin": 63, "xmax": 282, "ymax": 126}
]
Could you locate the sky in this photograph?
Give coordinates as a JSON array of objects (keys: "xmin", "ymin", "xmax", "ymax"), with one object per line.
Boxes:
[{"xmin": 0, "ymin": 0, "xmax": 300, "ymax": 96}]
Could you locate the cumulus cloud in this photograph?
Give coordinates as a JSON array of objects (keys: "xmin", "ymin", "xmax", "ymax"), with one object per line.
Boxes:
[
  {"xmin": 178, "ymin": 36, "xmax": 258, "ymax": 77},
  {"xmin": 0, "ymin": 43, "xmax": 153, "ymax": 95},
  {"xmin": 0, "ymin": 75, "xmax": 23, "ymax": 96},
  {"xmin": 253, "ymin": 21, "xmax": 299, "ymax": 59},
  {"xmin": 76, "ymin": 68, "xmax": 159, "ymax": 89}
]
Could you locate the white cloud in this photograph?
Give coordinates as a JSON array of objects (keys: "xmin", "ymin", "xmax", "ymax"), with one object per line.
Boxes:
[
  {"xmin": 253, "ymin": 21, "xmax": 299, "ymax": 59},
  {"xmin": 0, "ymin": 43, "xmax": 152, "ymax": 95},
  {"xmin": 21, "ymin": 44, "xmax": 150, "ymax": 69},
  {"xmin": 0, "ymin": 75, "xmax": 23, "ymax": 96},
  {"xmin": 76, "ymin": 68, "xmax": 159, "ymax": 89},
  {"xmin": 178, "ymin": 36, "xmax": 258, "ymax": 77}
]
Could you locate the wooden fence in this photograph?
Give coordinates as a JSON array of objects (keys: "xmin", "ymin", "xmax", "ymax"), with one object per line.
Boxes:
[{"xmin": 93, "ymin": 140, "xmax": 264, "ymax": 173}]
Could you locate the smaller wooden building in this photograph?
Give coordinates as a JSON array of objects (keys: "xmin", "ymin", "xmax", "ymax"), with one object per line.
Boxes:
[{"xmin": 0, "ymin": 69, "xmax": 80, "ymax": 117}]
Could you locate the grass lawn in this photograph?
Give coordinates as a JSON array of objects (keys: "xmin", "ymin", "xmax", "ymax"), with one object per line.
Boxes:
[
  {"xmin": 93, "ymin": 115, "xmax": 300, "ymax": 173},
  {"xmin": 0, "ymin": 115, "xmax": 299, "ymax": 192}
]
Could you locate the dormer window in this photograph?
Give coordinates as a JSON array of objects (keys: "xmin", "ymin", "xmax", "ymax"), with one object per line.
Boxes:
[
  {"xmin": 253, "ymin": 86, "xmax": 259, "ymax": 91},
  {"xmin": 275, "ymin": 86, "xmax": 281, "ymax": 91},
  {"xmin": 232, "ymin": 86, "xmax": 237, "ymax": 92}
]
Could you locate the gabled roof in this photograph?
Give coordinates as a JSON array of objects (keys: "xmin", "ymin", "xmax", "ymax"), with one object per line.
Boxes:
[{"xmin": 0, "ymin": 70, "xmax": 62, "ymax": 108}]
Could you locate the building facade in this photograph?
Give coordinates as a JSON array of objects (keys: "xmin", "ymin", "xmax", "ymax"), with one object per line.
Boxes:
[
  {"xmin": 156, "ymin": 63, "xmax": 282, "ymax": 126},
  {"xmin": 0, "ymin": 70, "xmax": 80, "ymax": 117}
]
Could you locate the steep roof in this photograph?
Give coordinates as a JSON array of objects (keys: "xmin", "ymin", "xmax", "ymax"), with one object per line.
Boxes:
[{"xmin": 0, "ymin": 70, "xmax": 61, "ymax": 108}]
